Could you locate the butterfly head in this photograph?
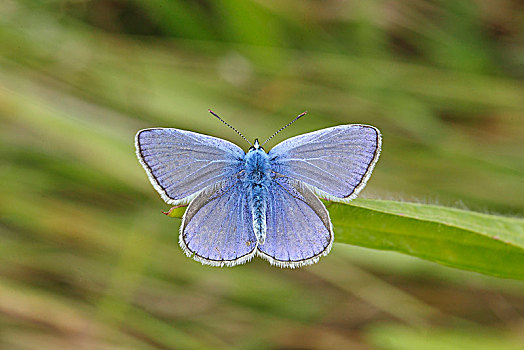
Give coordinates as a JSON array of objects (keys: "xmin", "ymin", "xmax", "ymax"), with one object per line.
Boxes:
[{"xmin": 249, "ymin": 139, "xmax": 265, "ymax": 152}]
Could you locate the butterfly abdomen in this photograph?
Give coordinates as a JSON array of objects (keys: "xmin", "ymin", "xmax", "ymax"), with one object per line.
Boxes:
[{"xmin": 244, "ymin": 148, "xmax": 271, "ymax": 244}]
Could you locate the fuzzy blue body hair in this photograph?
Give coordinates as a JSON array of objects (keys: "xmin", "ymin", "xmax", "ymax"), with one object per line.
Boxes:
[{"xmin": 243, "ymin": 145, "xmax": 271, "ymax": 244}]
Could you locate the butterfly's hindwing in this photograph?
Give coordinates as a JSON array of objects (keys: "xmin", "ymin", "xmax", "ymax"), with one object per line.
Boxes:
[
  {"xmin": 256, "ymin": 177, "xmax": 333, "ymax": 268},
  {"xmin": 180, "ymin": 179, "xmax": 258, "ymax": 267}
]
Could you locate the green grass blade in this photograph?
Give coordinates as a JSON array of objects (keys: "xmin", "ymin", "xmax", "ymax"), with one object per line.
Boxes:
[
  {"xmin": 330, "ymin": 199, "xmax": 524, "ymax": 280},
  {"xmin": 366, "ymin": 323, "xmax": 524, "ymax": 350}
]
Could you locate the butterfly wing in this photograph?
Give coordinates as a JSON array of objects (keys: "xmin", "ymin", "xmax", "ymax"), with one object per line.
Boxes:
[
  {"xmin": 180, "ymin": 179, "xmax": 258, "ymax": 267},
  {"xmin": 136, "ymin": 128, "xmax": 244, "ymax": 205},
  {"xmin": 257, "ymin": 178, "xmax": 333, "ymax": 268},
  {"xmin": 269, "ymin": 125, "xmax": 381, "ymax": 202}
]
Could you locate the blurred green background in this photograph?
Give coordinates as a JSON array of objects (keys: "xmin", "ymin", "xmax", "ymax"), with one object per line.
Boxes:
[{"xmin": 1, "ymin": 0, "xmax": 524, "ymax": 349}]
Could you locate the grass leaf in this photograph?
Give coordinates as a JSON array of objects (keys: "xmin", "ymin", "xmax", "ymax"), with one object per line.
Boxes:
[{"xmin": 330, "ymin": 199, "xmax": 524, "ymax": 280}]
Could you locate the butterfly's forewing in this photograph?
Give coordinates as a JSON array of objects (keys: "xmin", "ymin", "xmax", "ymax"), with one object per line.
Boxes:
[
  {"xmin": 136, "ymin": 128, "xmax": 244, "ymax": 205},
  {"xmin": 257, "ymin": 178, "xmax": 333, "ymax": 268},
  {"xmin": 180, "ymin": 179, "xmax": 258, "ymax": 266},
  {"xmin": 269, "ymin": 125, "xmax": 381, "ymax": 202}
]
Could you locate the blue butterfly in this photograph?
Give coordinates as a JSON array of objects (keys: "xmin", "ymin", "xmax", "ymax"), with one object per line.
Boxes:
[{"xmin": 135, "ymin": 111, "xmax": 381, "ymax": 268}]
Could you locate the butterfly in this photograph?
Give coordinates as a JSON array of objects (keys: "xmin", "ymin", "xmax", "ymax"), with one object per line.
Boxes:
[{"xmin": 135, "ymin": 111, "xmax": 381, "ymax": 268}]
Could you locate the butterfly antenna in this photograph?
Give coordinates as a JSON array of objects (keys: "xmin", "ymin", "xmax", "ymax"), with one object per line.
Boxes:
[
  {"xmin": 262, "ymin": 111, "xmax": 307, "ymax": 146},
  {"xmin": 208, "ymin": 109, "xmax": 251, "ymax": 146}
]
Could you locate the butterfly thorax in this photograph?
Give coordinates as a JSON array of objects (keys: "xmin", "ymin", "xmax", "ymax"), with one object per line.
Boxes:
[{"xmin": 244, "ymin": 141, "xmax": 271, "ymax": 244}]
